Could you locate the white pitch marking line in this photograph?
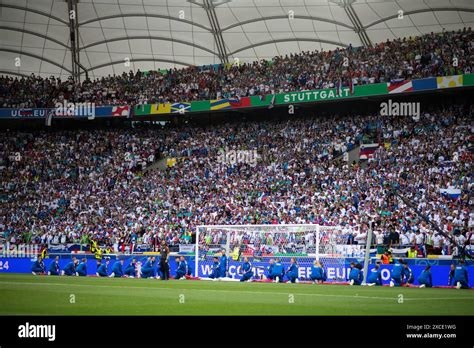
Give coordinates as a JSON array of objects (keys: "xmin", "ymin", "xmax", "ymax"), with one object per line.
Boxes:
[{"xmin": 0, "ymin": 280, "xmax": 472, "ymax": 301}]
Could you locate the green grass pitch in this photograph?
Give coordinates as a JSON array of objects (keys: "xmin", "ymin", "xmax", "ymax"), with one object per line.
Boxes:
[{"xmin": 0, "ymin": 274, "xmax": 473, "ymax": 315}]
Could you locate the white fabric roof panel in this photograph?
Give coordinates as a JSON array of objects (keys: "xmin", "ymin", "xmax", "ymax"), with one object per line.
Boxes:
[{"xmin": 0, "ymin": 0, "xmax": 472, "ymax": 79}]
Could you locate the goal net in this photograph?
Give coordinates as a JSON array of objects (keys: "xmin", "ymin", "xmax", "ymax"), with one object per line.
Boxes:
[{"xmin": 195, "ymin": 224, "xmax": 357, "ymax": 282}]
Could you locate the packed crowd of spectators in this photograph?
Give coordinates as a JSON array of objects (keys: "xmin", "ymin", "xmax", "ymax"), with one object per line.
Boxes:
[
  {"xmin": 1, "ymin": 28, "xmax": 472, "ymax": 108},
  {"xmin": 0, "ymin": 103, "xmax": 472, "ymax": 257}
]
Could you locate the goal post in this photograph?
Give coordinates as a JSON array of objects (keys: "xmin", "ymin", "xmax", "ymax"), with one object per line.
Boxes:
[{"xmin": 195, "ymin": 224, "xmax": 360, "ymax": 282}]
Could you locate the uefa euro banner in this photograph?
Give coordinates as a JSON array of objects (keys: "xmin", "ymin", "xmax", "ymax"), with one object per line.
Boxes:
[
  {"xmin": 0, "ymin": 108, "xmax": 52, "ymax": 118},
  {"xmin": 0, "ymin": 105, "xmax": 130, "ymax": 119},
  {"xmin": 1, "ymin": 256, "xmax": 472, "ymax": 287}
]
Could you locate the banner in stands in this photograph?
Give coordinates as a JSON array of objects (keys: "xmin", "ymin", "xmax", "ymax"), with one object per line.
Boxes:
[
  {"xmin": 276, "ymin": 88, "xmax": 351, "ymax": 104},
  {"xmin": 47, "ymin": 244, "xmax": 85, "ymax": 253},
  {"xmin": 195, "ymin": 258, "xmax": 473, "ymax": 286},
  {"xmin": 0, "ymin": 108, "xmax": 52, "ymax": 118},
  {"xmin": 130, "ymin": 74, "xmax": 474, "ymax": 116},
  {"xmin": 179, "ymin": 245, "xmax": 195, "ymax": 253},
  {"xmin": 1, "ymin": 256, "xmax": 471, "ymax": 287},
  {"xmin": 5, "ymin": 74, "xmax": 474, "ymax": 119},
  {"xmin": 0, "ymin": 106, "xmax": 130, "ymax": 119}
]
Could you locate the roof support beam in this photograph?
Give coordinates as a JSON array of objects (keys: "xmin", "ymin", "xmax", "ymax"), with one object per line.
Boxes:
[
  {"xmin": 0, "ymin": 26, "xmax": 69, "ymax": 48},
  {"xmin": 364, "ymin": 7, "xmax": 474, "ymax": 29},
  {"xmin": 0, "ymin": 4, "xmax": 69, "ymax": 25},
  {"xmin": 86, "ymin": 58, "xmax": 192, "ymax": 72},
  {"xmin": 197, "ymin": 0, "xmax": 229, "ymax": 64},
  {"xmin": 221, "ymin": 15, "xmax": 354, "ymax": 31},
  {"xmin": 80, "ymin": 36, "xmax": 218, "ymax": 56},
  {"xmin": 67, "ymin": 0, "xmax": 79, "ymax": 82},
  {"xmin": 343, "ymin": 1, "xmax": 372, "ymax": 47},
  {"xmin": 79, "ymin": 13, "xmax": 211, "ymax": 32},
  {"xmin": 66, "ymin": 0, "xmax": 88, "ymax": 82},
  {"xmin": 228, "ymin": 38, "xmax": 348, "ymax": 56}
]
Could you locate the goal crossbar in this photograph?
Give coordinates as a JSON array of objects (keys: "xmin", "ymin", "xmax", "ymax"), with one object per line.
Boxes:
[{"xmin": 194, "ymin": 224, "xmax": 351, "ymax": 280}]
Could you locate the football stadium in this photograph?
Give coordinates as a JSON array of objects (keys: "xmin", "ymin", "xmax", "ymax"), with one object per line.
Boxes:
[{"xmin": 0, "ymin": 0, "xmax": 473, "ymax": 343}]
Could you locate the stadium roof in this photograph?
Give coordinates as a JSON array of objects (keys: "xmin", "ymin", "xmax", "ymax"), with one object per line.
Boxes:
[{"xmin": 0, "ymin": 0, "xmax": 473, "ymax": 80}]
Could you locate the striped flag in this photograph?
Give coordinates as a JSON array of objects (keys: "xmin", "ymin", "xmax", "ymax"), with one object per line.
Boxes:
[
  {"xmin": 387, "ymin": 80, "xmax": 413, "ymax": 94},
  {"xmin": 440, "ymin": 188, "xmax": 461, "ymax": 200},
  {"xmin": 336, "ymin": 78, "xmax": 343, "ymax": 96},
  {"xmin": 349, "ymin": 78, "xmax": 354, "ymax": 95},
  {"xmin": 210, "ymin": 99, "xmax": 231, "ymax": 110}
]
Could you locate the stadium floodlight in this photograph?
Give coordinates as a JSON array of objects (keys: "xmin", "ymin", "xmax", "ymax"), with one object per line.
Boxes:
[{"xmin": 195, "ymin": 224, "xmax": 358, "ymax": 281}]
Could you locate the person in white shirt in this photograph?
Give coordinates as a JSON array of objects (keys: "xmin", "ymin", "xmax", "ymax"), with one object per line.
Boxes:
[
  {"xmin": 415, "ymin": 231, "xmax": 425, "ymax": 245},
  {"xmin": 432, "ymin": 232, "xmax": 444, "ymax": 255},
  {"xmin": 399, "ymin": 232, "xmax": 410, "ymax": 247},
  {"xmin": 374, "ymin": 230, "xmax": 384, "ymax": 246}
]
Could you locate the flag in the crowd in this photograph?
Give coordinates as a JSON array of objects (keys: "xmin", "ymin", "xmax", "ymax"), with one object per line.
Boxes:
[
  {"xmin": 349, "ymin": 78, "xmax": 354, "ymax": 95},
  {"xmin": 111, "ymin": 106, "xmax": 129, "ymax": 117},
  {"xmin": 268, "ymin": 94, "xmax": 276, "ymax": 109},
  {"xmin": 229, "ymin": 96, "xmax": 251, "ymax": 108},
  {"xmin": 436, "ymin": 75, "xmax": 463, "ymax": 89},
  {"xmin": 232, "ymin": 247, "xmax": 240, "ymax": 261},
  {"xmin": 166, "ymin": 158, "xmax": 177, "ymax": 167},
  {"xmin": 257, "ymin": 192, "xmax": 268, "ymax": 202},
  {"xmin": 440, "ymin": 187, "xmax": 461, "ymax": 199},
  {"xmin": 210, "ymin": 99, "xmax": 231, "ymax": 110},
  {"xmin": 359, "ymin": 143, "xmax": 380, "ymax": 160},
  {"xmin": 171, "ymin": 102, "xmax": 191, "ymax": 113},
  {"xmin": 387, "ymin": 80, "xmax": 413, "ymax": 94},
  {"xmin": 336, "ymin": 78, "xmax": 343, "ymax": 96}
]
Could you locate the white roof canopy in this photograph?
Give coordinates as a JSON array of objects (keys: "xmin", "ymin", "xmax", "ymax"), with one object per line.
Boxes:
[{"xmin": 0, "ymin": 0, "xmax": 473, "ymax": 79}]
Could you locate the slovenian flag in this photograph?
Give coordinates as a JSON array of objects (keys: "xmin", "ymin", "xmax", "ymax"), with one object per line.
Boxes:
[
  {"xmin": 440, "ymin": 188, "xmax": 461, "ymax": 200},
  {"xmin": 359, "ymin": 143, "xmax": 380, "ymax": 160}
]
